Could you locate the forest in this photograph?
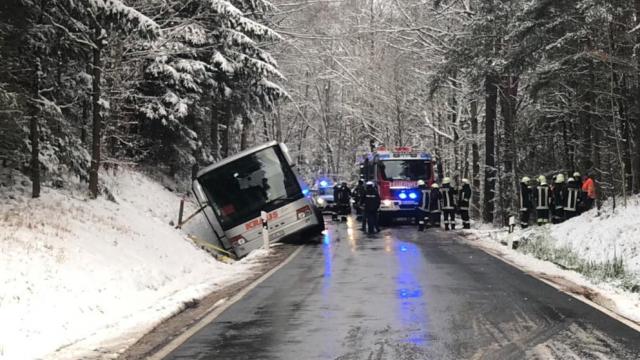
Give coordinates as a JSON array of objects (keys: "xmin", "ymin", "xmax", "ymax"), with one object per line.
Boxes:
[{"xmin": 2, "ymin": 0, "xmax": 640, "ymax": 225}]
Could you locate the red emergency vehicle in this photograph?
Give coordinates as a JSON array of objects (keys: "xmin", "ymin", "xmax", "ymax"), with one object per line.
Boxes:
[{"xmin": 357, "ymin": 146, "xmax": 435, "ymax": 223}]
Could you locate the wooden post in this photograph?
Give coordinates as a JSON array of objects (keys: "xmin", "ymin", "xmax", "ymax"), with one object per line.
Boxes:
[
  {"xmin": 261, "ymin": 211, "xmax": 269, "ymax": 250},
  {"xmin": 178, "ymin": 199, "xmax": 185, "ymax": 227}
]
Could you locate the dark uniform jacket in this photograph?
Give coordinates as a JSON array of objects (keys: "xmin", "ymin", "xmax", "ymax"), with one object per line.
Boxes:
[
  {"xmin": 457, "ymin": 184, "xmax": 471, "ymax": 210},
  {"xmin": 534, "ymin": 185, "xmax": 551, "ymax": 209},
  {"xmin": 440, "ymin": 184, "xmax": 456, "ymax": 210},
  {"xmin": 353, "ymin": 184, "xmax": 365, "ymax": 205},
  {"xmin": 428, "ymin": 188, "xmax": 442, "ymax": 213},
  {"xmin": 552, "ymin": 183, "xmax": 566, "ymax": 210},
  {"xmin": 363, "ymin": 187, "xmax": 381, "ymax": 213},
  {"xmin": 418, "ymin": 186, "xmax": 430, "ymax": 211},
  {"xmin": 520, "ymin": 183, "xmax": 532, "ymax": 211},
  {"xmin": 336, "ymin": 185, "xmax": 351, "ymax": 204},
  {"xmin": 565, "ymin": 181, "xmax": 580, "ymax": 212}
]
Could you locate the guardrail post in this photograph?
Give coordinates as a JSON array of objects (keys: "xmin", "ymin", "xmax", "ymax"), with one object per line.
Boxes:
[{"xmin": 261, "ymin": 211, "xmax": 269, "ymax": 249}]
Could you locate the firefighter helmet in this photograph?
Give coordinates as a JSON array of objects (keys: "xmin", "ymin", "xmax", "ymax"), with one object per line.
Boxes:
[
  {"xmin": 462, "ymin": 178, "xmax": 470, "ymax": 184},
  {"xmin": 573, "ymin": 172, "xmax": 581, "ymax": 178},
  {"xmin": 442, "ymin": 177, "xmax": 451, "ymax": 185},
  {"xmin": 521, "ymin": 176, "xmax": 530, "ymax": 183},
  {"xmin": 431, "ymin": 183, "xmax": 440, "ymax": 189},
  {"xmin": 538, "ymin": 175, "xmax": 547, "ymax": 185},
  {"xmin": 555, "ymin": 174, "xmax": 565, "ymax": 184},
  {"xmin": 417, "ymin": 180, "xmax": 426, "ymax": 186},
  {"xmin": 567, "ymin": 177, "xmax": 575, "ymax": 183}
]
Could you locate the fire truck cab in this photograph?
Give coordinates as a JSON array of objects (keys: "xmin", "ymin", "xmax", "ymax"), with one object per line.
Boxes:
[{"xmin": 357, "ymin": 146, "xmax": 434, "ymax": 224}]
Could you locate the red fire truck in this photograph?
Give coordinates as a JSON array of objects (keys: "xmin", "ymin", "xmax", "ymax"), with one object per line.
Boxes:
[{"xmin": 357, "ymin": 147, "xmax": 435, "ymax": 224}]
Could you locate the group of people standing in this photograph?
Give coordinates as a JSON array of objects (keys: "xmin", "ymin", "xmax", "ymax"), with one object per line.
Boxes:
[
  {"xmin": 416, "ymin": 177, "xmax": 472, "ymax": 231},
  {"xmin": 331, "ymin": 170, "xmax": 596, "ymax": 235},
  {"xmin": 519, "ymin": 172, "xmax": 596, "ymax": 228}
]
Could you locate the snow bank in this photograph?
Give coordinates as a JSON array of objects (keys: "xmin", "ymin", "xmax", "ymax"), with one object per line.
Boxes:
[
  {"xmin": 549, "ymin": 196, "xmax": 640, "ymax": 275},
  {"xmin": 0, "ymin": 168, "xmax": 258, "ymax": 360},
  {"xmin": 464, "ymin": 229, "xmax": 640, "ymax": 325},
  {"xmin": 464, "ymin": 195, "xmax": 640, "ymax": 325}
]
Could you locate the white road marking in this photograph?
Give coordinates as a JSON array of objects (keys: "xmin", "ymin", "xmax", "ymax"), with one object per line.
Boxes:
[{"xmin": 148, "ymin": 245, "xmax": 305, "ymax": 360}]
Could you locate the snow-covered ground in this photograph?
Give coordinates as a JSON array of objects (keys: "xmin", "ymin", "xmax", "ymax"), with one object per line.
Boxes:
[
  {"xmin": 465, "ymin": 195, "xmax": 640, "ymax": 326},
  {"xmin": 0, "ymin": 168, "xmax": 263, "ymax": 360}
]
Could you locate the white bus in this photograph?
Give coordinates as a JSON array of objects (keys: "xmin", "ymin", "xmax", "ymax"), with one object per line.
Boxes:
[{"xmin": 192, "ymin": 141, "xmax": 324, "ymax": 258}]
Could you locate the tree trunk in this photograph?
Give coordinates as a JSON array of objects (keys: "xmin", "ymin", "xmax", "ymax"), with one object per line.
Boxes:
[
  {"xmin": 499, "ymin": 75, "xmax": 519, "ymax": 220},
  {"xmin": 633, "ymin": 0, "xmax": 640, "ymax": 193},
  {"xmin": 483, "ymin": 74, "xmax": 498, "ymax": 224},
  {"xmin": 30, "ymin": 59, "xmax": 41, "ymax": 198},
  {"xmin": 210, "ymin": 98, "xmax": 220, "ymax": 160},
  {"xmin": 471, "ymin": 99, "xmax": 480, "ymax": 218},
  {"xmin": 240, "ymin": 112, "xmax": 251, "ymax": 150},
  {"xmin": 221, "ymin": 104, "xmax": 230, "ymax": 158},
  {"xmin": 89, "ymin": 30, "xmax": 103, "ymax": 199}
]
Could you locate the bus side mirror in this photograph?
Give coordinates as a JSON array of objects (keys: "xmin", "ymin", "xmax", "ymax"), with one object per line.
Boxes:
[{"xmin": 192, "ymin": 180, "xmax": 208, "ymax": 205}]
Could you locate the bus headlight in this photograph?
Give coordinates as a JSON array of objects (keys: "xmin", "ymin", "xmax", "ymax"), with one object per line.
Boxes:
[
  {"xmin": 408, "ymin": 192, "xmax": 418, "ymax": 200},
  {"xmin": 230, "ymin": 235, "xmax": 247, "ymax": 246}
]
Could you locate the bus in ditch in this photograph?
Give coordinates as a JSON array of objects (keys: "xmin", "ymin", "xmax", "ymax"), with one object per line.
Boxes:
[
  {"xmin": 192, "ymin": 141, "xmax": 324, "ymax": 258},
  {"xmin": 357, "ymin": 146, "xmax": 435, "ymax": 224}
]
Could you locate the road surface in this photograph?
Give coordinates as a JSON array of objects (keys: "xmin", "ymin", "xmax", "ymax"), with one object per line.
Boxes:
[{"xmin": 165, "ymin": 218, "xmax": 640, "ymax": 359}]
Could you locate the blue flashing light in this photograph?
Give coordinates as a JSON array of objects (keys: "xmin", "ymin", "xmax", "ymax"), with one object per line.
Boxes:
[
  {"xmin": 408, "ymin": 192, "xmax": 418, "ymax": 200},
  {"xmin": 302, "ymin": 188, "xmax": 310, "ymax": 196},
  {"xmin": 419, "ymin": 152, "xmax": 432, "ymax": 160},
  {"xmin": 400, "ymin": 245, "xmax": 408, "ymax": 252},
  {"xmin": 319, "ymin": 180, "xmax": 329, "ymax": 188},
  {"xmin": 398, "ymin": 192, "xmax": 408, "ymax": 200}
]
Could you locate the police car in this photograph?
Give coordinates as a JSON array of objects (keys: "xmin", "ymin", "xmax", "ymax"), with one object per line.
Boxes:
[{"xmin": 311, "ymin": 178, "xmax": 337, "ymax": 214}]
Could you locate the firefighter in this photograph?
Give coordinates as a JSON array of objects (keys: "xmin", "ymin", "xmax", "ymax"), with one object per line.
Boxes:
[
  {"xmin": 363, "ymin": 181, "xmax": 381, "ymax": 234},
  {"xmin": 534, "ymin": 175, "xmax": 551, "ymax": 226},
  {"xmin": 581, "ymin": 172, "xmax": 596, "ymax": 212},
  {"xmin": 551, "ymin": 174, "xmax": 566, "ymax": 224},
  {"xmin": 573, "ymin": 172, "xmax": 582, "ymax": 191},
  {"xmin": 440, "ymin": 177, "xmax": 456, "ymax": 230},
  {"xmin": 458, "ymin": 178, "xmax": 472, "ymax": 229},
  {"xmin": 519, "ymin": 177, "xmax": 533, "ymax": 228},
  {"xmin": 336, "ymin": 181, "xmax": 351, "ymax": 217},
  {"xmin": 428, "ymin": 183, "xmax": 442, "ymax": 228},
  {"xmin": 416, "ymin": 180, "xmax": 429, "ymax": 231},
  {"xmin": 352, "ymin": 179, "xmax": 365, "ymax": 216},
  {"xmin": 564, "ymin": 176, "xmax": 580, "ymax": 220}
]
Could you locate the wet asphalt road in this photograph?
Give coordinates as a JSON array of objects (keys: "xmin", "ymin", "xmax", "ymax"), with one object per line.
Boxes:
[{"xmin": 165, "ymin": 217, "xmax": 640, "ymax": 360}]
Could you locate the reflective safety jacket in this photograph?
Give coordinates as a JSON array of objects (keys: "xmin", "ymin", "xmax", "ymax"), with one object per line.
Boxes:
[
  {"xmin": 565, "ymin": 181, "xmax": 580, "ymax": 212},
  {"xmin": 419, "ymin": 186, "xmax": 430, "ymax": 211},
  {"xmin": 440, "ymin": 184, "xmax": 456, "ymax": 210},
  {"xmin": 582, "ymin": 178, "xmax": 596, "ymax": 200},
  {"xmin": 429, "ymin": 188, "xmax": 442, "ymax": 213},
  {"xmin": 534, "ymin": 185, "xmax": 550, "ymax": 210},
  {"xmin": 457, "ymin": 184, "xmax": 471, "ymax": 210},
  {"xmin": 520, "ymin": 183, "xmax": 533, "ymax": 211}
]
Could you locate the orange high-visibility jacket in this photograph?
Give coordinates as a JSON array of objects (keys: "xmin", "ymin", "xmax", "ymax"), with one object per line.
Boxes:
[{"xmin": 582, "ymin": 178, "xmax": 596, "ymax": 199}]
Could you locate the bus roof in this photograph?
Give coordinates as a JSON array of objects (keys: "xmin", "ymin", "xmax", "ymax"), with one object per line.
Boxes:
[{"xmin": 196, "ymin": 141, "xmax": 280, "ymax": 178}]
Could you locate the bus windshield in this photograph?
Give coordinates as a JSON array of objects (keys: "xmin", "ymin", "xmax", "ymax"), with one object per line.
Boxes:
[
  {"xmin": 199, "ymin": 146, "xmax": 302, "ymax": 230},
  {"xmin": 380, "ymin": 160, "xmax": 431, "ymax": 181}
]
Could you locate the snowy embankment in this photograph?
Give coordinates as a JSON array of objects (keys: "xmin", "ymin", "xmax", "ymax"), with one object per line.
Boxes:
[
  {"xmin": 0, "ymin": 169, "xmax": 260, "ymax": 360},
  {"xmin": 465, "ymin": 195, "xmax": 640, "ymax": 325}
]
